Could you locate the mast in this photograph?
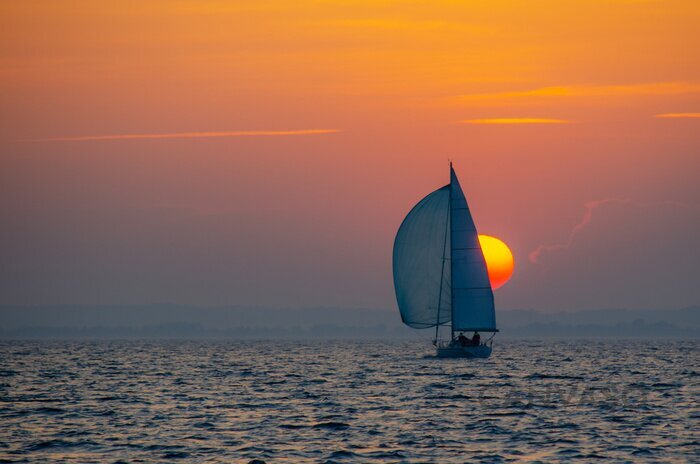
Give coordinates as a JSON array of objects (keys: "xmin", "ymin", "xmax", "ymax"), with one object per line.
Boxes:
[
  {"xmin": 449, "ymin": 162, "xmax": 455, "ymax": 341},
  {"xmin": 433, "ymin": 184, "xmax": 450, "ymax": 343}
]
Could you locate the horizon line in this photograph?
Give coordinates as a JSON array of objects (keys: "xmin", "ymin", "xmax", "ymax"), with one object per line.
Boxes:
[{"xmin": 0, "ymin": 303, "xmax": 697, "ymax": 312}]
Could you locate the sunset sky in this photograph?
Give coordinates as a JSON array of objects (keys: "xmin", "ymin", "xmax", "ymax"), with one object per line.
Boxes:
[{"xmin": 1, "ymin": 0, "xmax": 699, "ymax": 312}]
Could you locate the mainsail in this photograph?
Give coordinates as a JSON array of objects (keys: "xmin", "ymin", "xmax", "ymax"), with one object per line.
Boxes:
[
  {"xmin": 449, "ymin": 167, "xmax": 495, "ymax": 331},
  {"xmin": 392, "ymin": 165, "xmax": 496, "ymax": 334}
]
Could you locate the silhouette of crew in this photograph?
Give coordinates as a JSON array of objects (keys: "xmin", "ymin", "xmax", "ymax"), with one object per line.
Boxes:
[
  {"xmin": 457, "ymin": 332, "xmax": 468, "ymax": 346},
  {"xmin": 472, "ymin": 331, "xmax": 481, "ymax": 346}
]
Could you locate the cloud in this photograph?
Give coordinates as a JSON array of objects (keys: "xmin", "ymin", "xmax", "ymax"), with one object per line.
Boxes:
[
  {"xmin": 654, "ymin": 113, "xmax": 700, "ymax": 119},
  {"xmin": 529, "ymin": 199, "xmax": 698, "ymax": 264},
  {"xmin": 31, "ymin": 129, "xmax": 342, "ymax": 142},
  {"xmin": 453, "ymin": 82, "xmax": 700, "ymax": 103},
  {"xmin": 460, "ymin": 118, "xmax": 570, "ymax": 125}
]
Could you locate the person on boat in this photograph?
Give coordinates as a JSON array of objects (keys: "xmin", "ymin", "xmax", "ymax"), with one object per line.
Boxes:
[
  {"xmin": 457, "ymin": 332, "xmax": 468, "ymax": 346},
  {"xmin": 471, "ymin": 331, "xmax": 481, "ymax": 346}
]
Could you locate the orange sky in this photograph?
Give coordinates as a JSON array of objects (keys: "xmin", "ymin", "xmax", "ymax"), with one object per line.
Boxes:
[{"xmin": 1, "ymin": 1, "xmax": 699, "ymax": 311}]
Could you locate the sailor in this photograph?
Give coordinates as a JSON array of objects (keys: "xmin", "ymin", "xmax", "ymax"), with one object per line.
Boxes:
[
  {"xmin": 457, "ymin": 332, "xmax": 468, "ymax": 346},
  {"xmin": 472, "ymin": 331, "xmax": 481, "ymax": 346}
]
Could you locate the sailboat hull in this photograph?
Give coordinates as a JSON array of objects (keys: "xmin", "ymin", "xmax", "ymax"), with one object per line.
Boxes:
[{"xmin": 436, "ymin": 344, "xmax": 492, "ymax": 359}]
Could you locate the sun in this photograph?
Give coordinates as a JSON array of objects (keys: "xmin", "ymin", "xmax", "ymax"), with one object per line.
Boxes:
[{"xmin": 478, "ymin": 235, "xmax": 514, "ymax": 290}]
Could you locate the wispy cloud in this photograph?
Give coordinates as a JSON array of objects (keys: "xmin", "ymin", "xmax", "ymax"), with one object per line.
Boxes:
[
  {"xmin": 460, "ymin": 118, "xmax": 570, "ymax": 125},
  {"xmin": 453, "ymin": 82, "xmax": 700, "ymax": 103},
  {"xmin": 654, "ymin": 113, "xmax": 700, "ymax": 119},
  {"xmin": 31, "ymin": 129, "xmax": 342, "ymax": 142},
  {"xmin": 529, "ymin": 199, "xmax": 697, "ymax": 264}
]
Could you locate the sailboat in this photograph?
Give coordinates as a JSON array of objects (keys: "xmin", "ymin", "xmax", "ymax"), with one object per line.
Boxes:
[{"xmin": 393, "ymin": 163, "xmax": 497, "ymax": 358}]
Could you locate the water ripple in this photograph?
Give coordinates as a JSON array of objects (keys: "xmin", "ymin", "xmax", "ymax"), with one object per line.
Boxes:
[{"xmin": 0, "ymin": 339, "xmax": 697, "ymax": 462}]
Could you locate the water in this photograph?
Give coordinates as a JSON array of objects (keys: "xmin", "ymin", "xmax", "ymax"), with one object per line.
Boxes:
[{"xmin": 0, "ymin": 339, "xmax": 698, "ymax": 463}]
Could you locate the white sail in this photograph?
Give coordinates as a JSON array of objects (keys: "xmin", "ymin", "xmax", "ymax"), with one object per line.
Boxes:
[
  {"xmin": 449, "ymin": 166, "xmax": 496, "ymax": 331},
  {"xmin": 393, "ymin": 165, "xmax": 497, "ymax": 335},
  {"xmin": 393, "ymin": 186, "xmax": 451, "ymax": 328}
]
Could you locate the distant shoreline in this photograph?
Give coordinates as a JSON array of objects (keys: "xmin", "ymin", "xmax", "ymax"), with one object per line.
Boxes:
[{"xmin": 1, "ymin": 305, "xmax": 697, "ymax": 340}]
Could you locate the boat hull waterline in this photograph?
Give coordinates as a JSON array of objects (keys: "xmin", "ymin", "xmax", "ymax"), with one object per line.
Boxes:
[{"xmin": 436, "ymin": 344, "xmax": 492, "ymax": 359}]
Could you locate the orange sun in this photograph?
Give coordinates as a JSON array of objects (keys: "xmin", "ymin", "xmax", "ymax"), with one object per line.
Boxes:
[{"xmin": 478, "ymin": 235, "xmax": 514, "ymax": 290}]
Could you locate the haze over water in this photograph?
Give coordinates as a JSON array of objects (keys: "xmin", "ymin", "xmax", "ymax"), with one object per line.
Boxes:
[{"xmin": 1, "ymin": 339, "xmax": 698, "ymax": 463}]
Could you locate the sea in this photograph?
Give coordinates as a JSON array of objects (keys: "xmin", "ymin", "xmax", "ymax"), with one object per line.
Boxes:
[{"xmin": 0, "ymin": 339, "xmax": 698, "ymax": 463}]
